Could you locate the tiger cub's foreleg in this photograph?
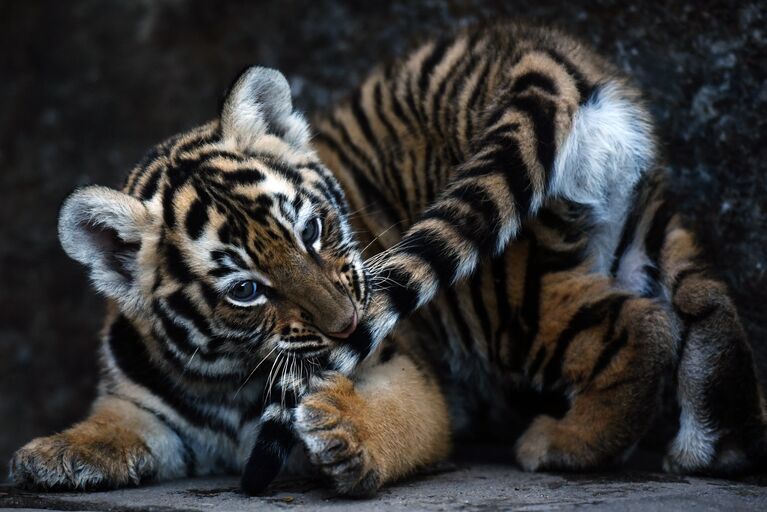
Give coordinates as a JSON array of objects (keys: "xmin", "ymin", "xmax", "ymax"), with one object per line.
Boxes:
[
  {"xmin": 10, "ymin": 395, "xmax": 188, "ymax": 490},
  {"xmin": 659, "ymin": 218, "xmax": 767, "ymax": 474},
  {"xmin": 515, "ymin": 275, "xmax": 675, "ymax": 471},
  {"xmin": 295, "ymin": 352, "xmax": 451, "ymax": 496}
]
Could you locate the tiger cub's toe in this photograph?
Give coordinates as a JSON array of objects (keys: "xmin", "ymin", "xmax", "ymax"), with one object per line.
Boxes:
[
  {"xmin": 10, "ymin": 430, "xmax": 154, "ymax": 491},
  {"xmin": 295, "ymin": 376, "xmax": 381, "ymax": 497}
]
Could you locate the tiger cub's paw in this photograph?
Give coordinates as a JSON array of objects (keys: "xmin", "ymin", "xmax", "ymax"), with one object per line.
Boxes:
[
  {"xmin": 515, "ymin": 415, "xmax": 594, "ymax": 472},
  {"xmin": 295, "ymin": 375, "xmax": 382, "ymax": 497},
  {"xmin": 515, "ymin": 415, "xmax": 560, "ymax": 472},
  {"xmin": 10, "ymin": 429, "xmax": 155, "ymax": 490}
]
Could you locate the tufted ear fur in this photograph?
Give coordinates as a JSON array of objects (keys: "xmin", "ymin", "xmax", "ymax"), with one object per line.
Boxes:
[
  {"xmin": 58, "ymin": 186, "xmax": 152, "ymax": 314},
  {"xmin": 221, "ymin": 66, "xmax": 310, "ymax": 150}
]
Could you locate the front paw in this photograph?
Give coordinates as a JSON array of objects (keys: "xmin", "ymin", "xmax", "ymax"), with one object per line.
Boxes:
[
  {"xmin": 294, "ymin": 375, "xmax": 381, "ymax": 496},
  {"xmin": 10, "ymin": 429, "xmax": 154, "ymax": 490}
]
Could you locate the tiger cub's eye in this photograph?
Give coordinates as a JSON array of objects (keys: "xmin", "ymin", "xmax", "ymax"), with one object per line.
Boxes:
[
  {"xmin": 301, "ymin": 217, "xmax": 321, "ymax": 247},
  {"xmin": 227, "ymin": 280, "xmax": 259, "ymax": 303}
]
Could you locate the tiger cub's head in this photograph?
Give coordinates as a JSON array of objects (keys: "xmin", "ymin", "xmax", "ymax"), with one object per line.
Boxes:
[{"xmin": 58, "ymin": 67, "xmax": 368, "ymax": 376}]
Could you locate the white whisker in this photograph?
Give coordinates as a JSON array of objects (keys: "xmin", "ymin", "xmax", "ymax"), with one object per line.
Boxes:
[
  {"xmin": 235, "ymin": 344, "xmax": 278, "ymax": 398},
  {"xmin": 184, "ymin": 347, "xmax": 200, "ymax": 372}
]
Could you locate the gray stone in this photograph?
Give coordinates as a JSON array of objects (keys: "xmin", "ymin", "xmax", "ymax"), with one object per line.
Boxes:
[{"xmin": 1, "ymin": 465, "xmax": 765, "ymax": 511}]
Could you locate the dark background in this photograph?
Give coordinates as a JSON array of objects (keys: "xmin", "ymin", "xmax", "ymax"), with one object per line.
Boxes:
[{"xmin": 1, "ymin": 0, "xmax": 765, "ymax": 479}]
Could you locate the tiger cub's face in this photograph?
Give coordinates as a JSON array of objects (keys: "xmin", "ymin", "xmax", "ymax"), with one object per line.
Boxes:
[{"xmin": 58, "ymin": 68, "xmax": 368, "ymax": 376}]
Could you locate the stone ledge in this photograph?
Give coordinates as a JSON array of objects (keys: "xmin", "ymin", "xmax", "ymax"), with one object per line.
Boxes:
[{"xmin": 2, "ymin": 464, "xmax": 765, "ymax": 512}]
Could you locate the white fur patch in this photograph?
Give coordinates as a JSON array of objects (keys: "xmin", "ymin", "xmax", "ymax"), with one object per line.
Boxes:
[
  {"xmin": 551, "ymin": 82, "xmax": 655, "ymax": 218},
  {"xmin": 667, "ymin": 404, "xmax": 718, "ymax": 470},
  {"xmin": 614, "ymin": 244, "xmax": 654, "ymax": 295},
  {"xmin": 328, "ymin": 346, "xmax": 363, "ymax": 376},
  {"xmin": 551, "ymin": 81, "xmax": 655, "ymax": 274}
]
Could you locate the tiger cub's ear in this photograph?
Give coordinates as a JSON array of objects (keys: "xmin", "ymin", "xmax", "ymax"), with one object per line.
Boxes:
[
  {"xmin": 58, "ymin": 186, "xmax": 152, "ymax": 313},
  {"xmin": 220, "ymin": 66, "xmax": 310, "ymax": 150}
]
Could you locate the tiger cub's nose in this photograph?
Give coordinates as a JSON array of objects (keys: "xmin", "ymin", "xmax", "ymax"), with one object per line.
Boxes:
[{"xmin": 326, "ymin": 310, "xmax": 358, "ymax": 339}]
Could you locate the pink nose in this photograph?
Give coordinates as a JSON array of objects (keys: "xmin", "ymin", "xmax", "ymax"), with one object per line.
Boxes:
[{"xmin": 327, "ymin": 310, "xmax": 358, "ymax": 339}]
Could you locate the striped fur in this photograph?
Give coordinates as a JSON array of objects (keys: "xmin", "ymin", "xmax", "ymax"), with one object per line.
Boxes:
[{"xmin": 10, "ymin": 22, "xmax": 766, "ymax": 496}]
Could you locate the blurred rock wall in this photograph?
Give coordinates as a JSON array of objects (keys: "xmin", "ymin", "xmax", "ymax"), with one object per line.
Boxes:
[{"xmin": 1, "ymin": 0, "xmax": 764, "ymax": 477}]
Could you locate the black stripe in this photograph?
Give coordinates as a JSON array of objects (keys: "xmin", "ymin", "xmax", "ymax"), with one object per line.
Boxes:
[
  {"xmin": 588, "ymin": 329, "xmax": 630, "ymax": 383},
  {"xmin": 644, "ymin": 200, "xmax": 675, "ymax": 265},
  {"xmin": 462, "ymin": 58, "xmax": 491, "ymax": 144},
  {"xmin": 542, "ymin": 296, "xmax": 628, "ymax": 389},
  {"xmin": 378, "ymin": 340, "xmax": 398, "ymax": 363},
  {"xmin": 469, "ymin": 269, "xmax": 493, "ymax": 350},
  {"xmin": 164, "ymin": 291, "xmax": 212, "ymax": 337},
  {"xmin": 162, "ymin": 186, "xmax": 177, "ymax": 228},
  {"xmin": 610, "ymin": 205, "xmax": 644, "ymax": 276},
  {"xmin": 326, "ymin": 115, "xmax": 380, "ymax": 184},
  {"xmin": 149, "ymin": 327, "xmax": 242, "ymax": 384},
  {"xmin": 490, "ymin": 253, "xmax": 511, "ymax": 365},
  {"xmin": 419, "ymin": 37, "xmax": 451, "ymax": 93},
  {"xmin": 313, "ymin": 132, "xmax": 403, "ymax": 226},
  {"xmin": 419, "ymin": 206, "xmax": 488, "ymax": 255},
  {"xmin": 472, "ymin": 134, "xmax": 534, "ymax": 218},
  {"xmin": 164, "ymin": 242, "xmax": 195, "ymax": 284},
  {"xmin": 406, "ymin": 149, "xmax": 423, "ymax": 213},
  {"xmin": 112, "ymin": 394, "xmax": 197, "ymax": 477},
  {"xmin": 444, "ymin": 181, "xmax": 501, "ymax": 248},
  {"xmin": 162, "ymin": 158, "xmax": 198, "ymax": 228},
  {"xmin": 373, "ymin": 81, "xmax": 400, "ymax": 142},
  {"xmin": 537, "ymin": 207, "xmax": 576, "ymax": 234},
  {"xmin": 423, "ymin": 141, "xmax": 437, "ymax": 203},
  {"xmin": 194, "ymin": 149, "xmax": 245, "ymax": 164},
  {"xmin": 544, "ymin": 48, "xmax": 595, "ymax": 102},
  {"xmin": 405, "ymin": 73, "xmax": 427, "ymax": 131},
  {"xmin": 527, "ymin": 345, "xmax": 548, "ymax": 378},
  {"xmin": 380, "ymin": 265, "xmax": 420, "ymax": 317},
  {"xmin": 641, "ymin": 264, "xmax": 664, "ymax": 298},
  {"xmin": 127, "ymin": 145, "xmax": 163, "ymax": 195},
  {"xmin": 240, "ymin": 400, "xmax": 267, "ymax": 426},
  {"xmin": 171, "ymin": 133, "xmax": 221, "ymax": 158},
  {"xmin": 398, "ymin": 227, "xmax": 462, "ymax": 287},
  {"xmin": 537, "ymin": 245, "xmax": 587, "ymax": 274},
  {"xmin": 506, "ymin": 94, "xmax": 557, "ymax": 183},
  {"xmin": 264, "ymin": 158, "xmax": 303, "ymax": 185},
  {"xmin": 223, "ymin": 167, "xmax": 266, "ymax": 185},
  {"xmin": 385, "ymin": 64, "xmax": 418, "ymax": 134},
  {"xmin": 508, "ymin": 236, "xmax": 541, "ymax": 371},
  {"xmin": 153, "ymin": 301, "xmax": 199, "ymax": 356},
  {"xmin": 185, "ymin": 197, "xmax": 209, "ymax": 240},
  {"xmin": 350, "ymin": 89, "xmax": 388, "ymax": 169},
  {"xmin": 444, "ymin": 288, "xmax": 475, "ymax": 354},
  {"xmin": 138, "ymin": 166, "xmax": 163, "ymax": 200},
  {"xmin": 510, "ymin": 72, "xmax": 558, "ymax": 96},
  {"xmin": 344, "ymin": 321, "xmax": 375, "ymax": 362},
  {"xmin": 107, "ymin": 315, "xmax": 239, "ymax": 440},
  {"xmin": 431, "ymin": 45, "xmax": 473, "ymax": 135}
]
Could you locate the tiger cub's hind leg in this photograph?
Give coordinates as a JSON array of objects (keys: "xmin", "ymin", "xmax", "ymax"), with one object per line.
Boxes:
[
  {"xmin": 515, "ymin": 276, "xmax": 676, "ymax": 471},
  {"xmin": 659, "ymin": 223, "xmax": 767, "ymax": 475}
]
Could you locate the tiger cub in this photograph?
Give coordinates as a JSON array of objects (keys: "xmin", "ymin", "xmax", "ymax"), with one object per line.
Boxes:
[{"xmin": 11, "ymin": 22, "xmax": 766, "ymax": 496}]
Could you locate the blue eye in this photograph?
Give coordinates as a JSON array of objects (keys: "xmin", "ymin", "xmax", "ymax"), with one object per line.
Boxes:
[
  {"xmin": 302, "ymin": 217, "xmax": 321, "ymax": 246},
  {"xmin": 227, "ymin": 280, "xmax": 259, "ymax": 303}
]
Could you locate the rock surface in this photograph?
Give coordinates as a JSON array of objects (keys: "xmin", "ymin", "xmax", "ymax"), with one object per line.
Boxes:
[
  {"xmin": 0, "ymin": 0, "xmax": 765, "ymax": 485},
  {"xmin": 1, "ymin": 466, "xmax": 765, "ymax": 511}
]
